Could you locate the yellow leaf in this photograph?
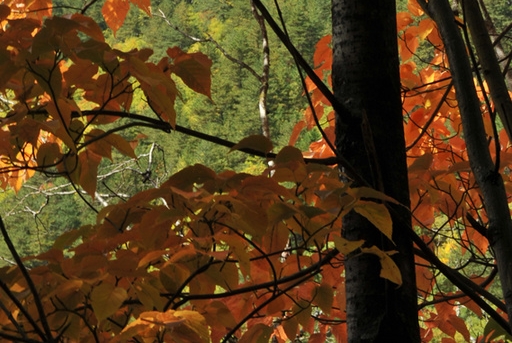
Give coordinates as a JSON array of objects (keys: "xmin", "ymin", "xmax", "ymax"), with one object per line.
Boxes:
[
  {"xmin": 353, "ymin": 201, "xmax": 393, "ymax": 241},
  {"xmin": 362, "ymin": 246, "xmax": 402, "ymax": 286},
  {"xmin": 91, "ymin": 283, "xmax": 127, "ymax": 322},
  {"xmin": 346, "ymin": 186, "xmax": 400, "ymax": 204},
  {"xmin": 174, "ymin": 310, "xmax": 210, "ymax": 343},
  {"xmin": 332, "ymin": 235, "xmax": 364, "ymax": 255}
]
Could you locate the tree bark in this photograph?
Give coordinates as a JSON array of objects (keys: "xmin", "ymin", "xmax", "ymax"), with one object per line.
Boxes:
[
  {"xmin": 426, "ymin": 0, "xmax": 512, "ymax": 331},
  {"xmin": 464, "ymin": 0, "xmax": 512, "ymax": 141},
  {"xmin": 331, "ymin": 0, "xmax": 420, "ymax": 341},
  {"xmin": 477, "ymin": 0, "xmax": 512, "ymax": 90}
]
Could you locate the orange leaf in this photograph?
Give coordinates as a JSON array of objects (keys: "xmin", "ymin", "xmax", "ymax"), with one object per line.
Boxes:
[
  {"xmin": 408, "ymin": 0, "xmax": 424, "ymax": 16},
  {"xmin": 289, "ymin": 120, "xmax": 306, "ymax": 146},
  {"xmin": 130, "ymin": 0, "xmax": 151, "ymax": 15},
  {"xmin": 71, "ymin": 13, "xmax": 105, "ymax": 42},
  {"xmin": 105, "ymin": 133, "xmax": 137, "ymax": 158},
  {"xmin": 167, "ymin": 47, "xmax": 212, "ymax": 99},
  {"xmin": 238, "ymin": 323, "xmax": 273, "ymax": 343},
  {"xmin": 397, "ymin": 11, "xmax": 413, "ymax": 32},
  {"xmin": 408, "ymin": 153, "xmax": 433, "ymax": 173},
  {"xmin": 102, "ymin": 0, "xmax": 130, "ymax": 36},
  {"xmin": 313, "ymin": 34, "xmax": 332, "ymax": 70}
]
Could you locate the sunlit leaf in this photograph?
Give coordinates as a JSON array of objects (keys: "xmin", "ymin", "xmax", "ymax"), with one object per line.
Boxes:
[
  {"xmin": 102, "ymin": 0, "xmax": 130, "ymax": 35},
  {"xmin": 332, "ymin": 235, "xmax": 364, "ymax": 255},
  {"xmin": 362, "ymin": 246, "xmax": 402, "ymax": 286},
  {"xmin": 353, "ymin": 201, "xmax": 393, "ymax": 241}
]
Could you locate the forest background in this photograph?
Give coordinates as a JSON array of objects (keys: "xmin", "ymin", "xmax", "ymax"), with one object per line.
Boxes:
[
  {"xmin": 0, "ymin": 0, "xmax": 331, "ymax": 261},
  {"xmin": 0, "ymin": 0, "xmax": 512, "ymax": 342}
]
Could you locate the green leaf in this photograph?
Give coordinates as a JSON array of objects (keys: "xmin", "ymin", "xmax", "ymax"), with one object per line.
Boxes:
[{"xmin": 91, "ymin": 283, "xmax": 127, "ymax": 322}]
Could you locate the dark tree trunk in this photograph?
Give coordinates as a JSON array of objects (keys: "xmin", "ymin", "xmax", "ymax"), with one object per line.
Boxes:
[{"xmin": 331, "ymin": 0, "xmax": 420, "ymax": 341}]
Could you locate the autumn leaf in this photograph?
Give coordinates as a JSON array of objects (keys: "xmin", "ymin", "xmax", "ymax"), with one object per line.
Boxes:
[
  {"xmin": 130, "ymin": 0, "xmax": 151, "ymax": 15},
  {"xmin": 91, "ymin": 283, "xmax": 127, "ymax": 322},
  {"xmin": 313, "ymin": 34, "xmax": 332, "ymax": 70},
  {"xmin": 102, "ymin": 0, "xmax": 130, "ymax": 36},
  {"xmin": 79, "ymin": 149, "xmax": 102, "ymax": 198},
  {"xmin": 313, "ymin": 282, "xmax": 334, "ymax": 315},
  {"xmin": 230, "ymin": 135, "xmax": 274, "ymax": 154},
  {"xmin": 36, "ymin": 142, "xmax": 61, "ymax": 167},
  {"xmin": 353, "ymin": 200, "xmax": 393, "ymax": 241},
  {"xmin": 332, "ymin": 235, "xmax": 364, "ymax": 255},
  {"xmin": 167, "ymin": 47, "xmax": 213, "ymax": 99},
  {"xmin": 238, "ymin": 323, "xmax": 273, "ymax": 343},
  {"xmin": 362, "ymin": 246, "xmax": 402, "ymax": 286}
]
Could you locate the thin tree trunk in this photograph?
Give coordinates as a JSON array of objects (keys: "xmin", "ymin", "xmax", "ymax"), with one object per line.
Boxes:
[
  {"xmin": 250, "ymin": 0, "xmax": 271, "ymax": 140},
  {"xmin": 477, "ymin": 0, "xmax": 512, "ymax": 90},
  {"xmin": 332, "ymin": 0, "xmax": 420, "ymax": 341},
  {"xmin": 464, "ymin": 0, "xmax": 512, "ymax": 141},
  {"xmin": 426, "ymin": 0, "xmax": 512, "ymax": 331}
]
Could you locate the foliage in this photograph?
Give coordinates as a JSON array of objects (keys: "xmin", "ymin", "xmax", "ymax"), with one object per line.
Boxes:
[{"xmin": 0, "ymin": 0, "xmax": 511, "ymax": 342}]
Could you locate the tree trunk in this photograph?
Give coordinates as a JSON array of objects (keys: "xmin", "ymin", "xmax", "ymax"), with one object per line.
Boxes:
[
  {"xmin": 426, "ymin": 0, "xmax": 512, "ymax": 331},
  {"xmin": 464, "ymin": 0, "xmax": 512, "ymax": 141},
  {"xmin": 331, "ymin": 0, "xmax": 420, "ymax": 342}
]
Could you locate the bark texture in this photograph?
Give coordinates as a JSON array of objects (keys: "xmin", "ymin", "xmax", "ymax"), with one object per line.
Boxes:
[
  {"xmin": 464, "ymin": 0, "xmax": 512, "ymax": 141},
  {"xmin": 332, "ymin": 0, "xmax": 420, "ymax": 341},
  {"xmin": 428, "ymin": 0, "xmax": 512, "ymax": 331}
]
